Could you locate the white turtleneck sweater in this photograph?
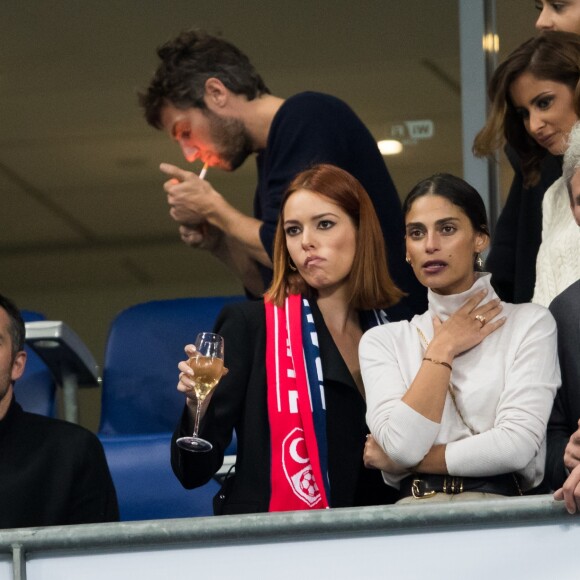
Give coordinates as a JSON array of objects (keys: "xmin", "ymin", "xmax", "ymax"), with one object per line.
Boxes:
[
  {"xmin": 360, "ymin": 273, "xmax": 560, "ymax": 491},
  {"xmin": 533, "ymin": 176, "xmax": 580, "ymax": 308}
]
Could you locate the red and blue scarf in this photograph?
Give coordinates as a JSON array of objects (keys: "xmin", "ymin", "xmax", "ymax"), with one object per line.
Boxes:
[
  {"xmin": 266, "ymin": 294, "xmax": 329, "ymax": 511},
  {"xmin": 265, "ymin": 293, "xmax": 390, "ymax": 511}
]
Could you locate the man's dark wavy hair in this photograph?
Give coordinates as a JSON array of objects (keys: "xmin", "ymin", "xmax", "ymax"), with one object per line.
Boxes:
[{"xmin": 139, "ymin": 30, "xmax": 270, "ymax": 128}]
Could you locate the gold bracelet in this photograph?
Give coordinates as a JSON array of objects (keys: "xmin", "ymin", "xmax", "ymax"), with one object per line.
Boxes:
[{"xmin": 423, "ymin": 357, "xmax": 452, "ymax": 371}]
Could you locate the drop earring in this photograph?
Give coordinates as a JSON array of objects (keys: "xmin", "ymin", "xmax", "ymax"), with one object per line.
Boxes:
[{"xmin": 475, "ymin": 253, "xmax": 483, "ymax": 268}]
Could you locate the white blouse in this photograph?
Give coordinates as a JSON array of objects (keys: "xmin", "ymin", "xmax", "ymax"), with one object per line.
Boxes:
[
  {"xmin": 533, "ymin": 176, "xmax": 580, "ymax": 308},
  {"xmin": 360, "ymin": 273, "xmax": 560, "ymax": 490}
]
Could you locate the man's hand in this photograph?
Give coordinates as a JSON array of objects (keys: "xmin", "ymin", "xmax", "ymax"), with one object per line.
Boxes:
[
  {"xmin": 178, "ymin": 223, "xmax": 222, "ymax": 252},
  {"xmin": 159, "ymin": 162, "xmax": 270, "ymax": 291},
  {"xmin": 564, "ymin": 420, "xmax": 580, "ymax": 472},
  {"xmin": 554, "ymin": 463, "xmax": 580, "ymax": 514},
  {"xmin": 160, "ymin": 162, "xmax": 219, "ymax": 226}
]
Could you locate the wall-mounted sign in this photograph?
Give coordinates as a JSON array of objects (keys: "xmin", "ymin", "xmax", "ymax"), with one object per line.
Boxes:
[{"xmin": 390, "ymin": 120, "xmax": 435, "ymax": 145}]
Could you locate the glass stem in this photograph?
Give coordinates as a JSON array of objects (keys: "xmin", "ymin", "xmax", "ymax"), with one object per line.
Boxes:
[{"xmin": 192, "ymin": 397, "xmax": 203, "ymax": 438}]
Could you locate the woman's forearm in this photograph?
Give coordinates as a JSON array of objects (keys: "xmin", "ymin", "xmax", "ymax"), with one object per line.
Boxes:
[{"xmin": 414, "ymin": 444, "xmax": 448, "ymax": 474}]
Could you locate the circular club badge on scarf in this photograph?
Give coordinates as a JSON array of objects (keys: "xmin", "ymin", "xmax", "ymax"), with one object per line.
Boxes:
[{"xmin": 282, "ymin": 427, "xmax": 321, "ymax": 507}]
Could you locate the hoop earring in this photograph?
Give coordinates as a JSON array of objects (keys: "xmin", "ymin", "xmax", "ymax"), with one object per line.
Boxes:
[
  {"xmin": 405, "ymin": 256, "xmax": 412, "ymax": 265},
  {"xmin": 288, "ymin": 257, "xmax": 297, "ymax": 272}
]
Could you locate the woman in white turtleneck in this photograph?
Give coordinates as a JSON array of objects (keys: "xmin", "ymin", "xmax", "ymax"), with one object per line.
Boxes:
[{"xmin": 360, "ymin": 173, "xmax": 561, "ymax": 502}]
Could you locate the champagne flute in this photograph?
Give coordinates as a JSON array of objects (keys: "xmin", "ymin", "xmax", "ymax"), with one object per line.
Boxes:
[{"xmin": 176, "ymin": 332, "xmax": 224, "ymax": 452}]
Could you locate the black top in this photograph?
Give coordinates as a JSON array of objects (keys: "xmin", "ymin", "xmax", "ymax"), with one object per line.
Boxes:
[
  {"xmin": 486, "ymin": 148, "xmax": 562, "ymax": 303},
  {"xmin": 0, "ymin": 397, "xmax": 119, "ymax": 528},
  {"xmin": 171, "ymin": 300, "xmax": 405, "ymax": 514},
  {"xmin": 253, "ymin": 91, "xmax": 426, "ymax": 314}
]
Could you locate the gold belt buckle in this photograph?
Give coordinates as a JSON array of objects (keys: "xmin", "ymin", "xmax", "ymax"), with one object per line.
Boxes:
[{"xmin": 411, "ymin": 478, "xmax": 436, "ymax": 499}]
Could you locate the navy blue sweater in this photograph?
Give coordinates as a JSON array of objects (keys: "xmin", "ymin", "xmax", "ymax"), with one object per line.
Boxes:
[{"xmin": 253, "ymin": 92, "xmax": 426, "ymax": 313}]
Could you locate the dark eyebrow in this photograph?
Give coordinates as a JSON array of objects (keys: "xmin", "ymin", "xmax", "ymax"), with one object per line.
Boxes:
[
  {"xmin": 512, "ymin": 90, "xmax": 553, "ymax": 111},
  {"xmin": 406, "ymin": 217, "xmax": 460, "ymax": 230},
  {"xmin": 312, "ymin": 212, "xmax": 339, "ymax": 220},
  {"xmin": 283, "ymin": 212, "xmax": 339, "ymax": 226}
]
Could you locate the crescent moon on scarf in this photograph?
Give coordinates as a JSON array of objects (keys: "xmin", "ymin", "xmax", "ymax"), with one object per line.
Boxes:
[{"xmin": 289, "ymin": 437, "xmax": 309, "ymax": 464}]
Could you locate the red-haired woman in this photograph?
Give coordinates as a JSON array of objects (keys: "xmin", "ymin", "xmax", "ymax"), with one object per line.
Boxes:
[{"xmin": 171, "ymin": 164, "xmax": 410, "ymax": 514}]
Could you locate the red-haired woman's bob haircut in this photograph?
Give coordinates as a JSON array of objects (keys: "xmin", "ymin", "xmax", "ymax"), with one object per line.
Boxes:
[{"xmin": 265, "ymin": 164, "xmax": 404, "ymax": 309}]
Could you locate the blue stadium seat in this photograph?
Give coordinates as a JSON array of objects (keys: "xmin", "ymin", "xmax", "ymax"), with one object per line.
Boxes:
[
  {"xmin": 99, "ymin": 432, "xmax": 219, "ymax": 520},
  {"xmin": 16, "ymin": 310, "xmax": 56, "ymax": 417},
  {"xmin": 99, "ymin": 296, "xmax": 245, "ymax": 435},
  {"xmin": 98, "ymin": 296, "xmax": 244, "ymax": 520}
]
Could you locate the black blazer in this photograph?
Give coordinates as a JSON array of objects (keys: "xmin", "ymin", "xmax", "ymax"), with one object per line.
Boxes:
[
  {"xmin": 545, "ymin": 280, "xmax": 580, "ymax": 490},
  {"xmin": 171, "ymin": 300, "xmax": 400, "ymax": 514}
]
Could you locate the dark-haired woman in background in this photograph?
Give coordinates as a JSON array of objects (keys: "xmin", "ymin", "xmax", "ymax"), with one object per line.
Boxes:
[
  {"xmin": 478, "ymin": 5, "xmax": 580, "ymax": 303},
  {"xmin": 361, "ymin": 173, "xmax": 560, "ymax": 502},
  {"xmin": 474, "ymin": 0, "xmax": 580, "ymax": 304},
  {"xmin": 474, "ymin": 31, "xmax": 580, "ymax": 307}
]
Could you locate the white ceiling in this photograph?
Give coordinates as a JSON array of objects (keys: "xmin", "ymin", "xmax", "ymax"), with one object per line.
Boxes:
[{"xmin": 0, "ymin": 0, "xmax": 534, "ymax": 363}]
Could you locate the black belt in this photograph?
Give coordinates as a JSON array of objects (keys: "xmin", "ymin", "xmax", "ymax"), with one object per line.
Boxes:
[{"xmin": 400, "ymin": 473, "xmax": 522, "ymax": 499}]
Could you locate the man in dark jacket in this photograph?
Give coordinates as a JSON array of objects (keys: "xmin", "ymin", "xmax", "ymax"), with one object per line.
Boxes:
[
  {"xmin": 548, "ymin": 126, "xmax": 580, "ymax": 513},
  {"xmin": 0, "ymin": 294, "xmax": 119, "ymax": 529}
]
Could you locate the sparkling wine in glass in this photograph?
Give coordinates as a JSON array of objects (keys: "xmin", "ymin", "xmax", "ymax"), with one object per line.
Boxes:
[{"xmin": 176, "ymin": 332, "xmax": 224, "ymax": 452}]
